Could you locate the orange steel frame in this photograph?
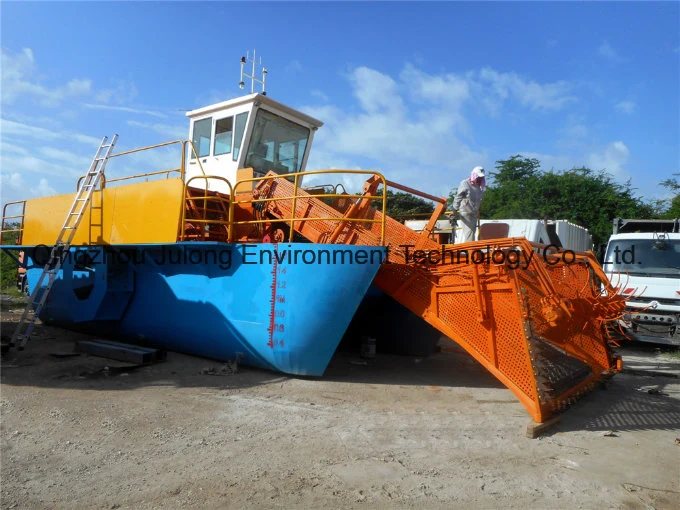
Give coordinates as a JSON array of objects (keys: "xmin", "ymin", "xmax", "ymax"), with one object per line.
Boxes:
[{"xmin": 242, "ymin": 171, "xmax": 627, "ymax": 423}]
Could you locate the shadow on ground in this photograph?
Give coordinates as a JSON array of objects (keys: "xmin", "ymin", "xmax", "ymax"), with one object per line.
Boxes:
[
  {"xmin": 3, "ymin": 319, "xmax": 679, "ymax": 434},
  {"xmin": 551, "ymin": 343, "xmax": 680, "ymax": 433},
  {"xmin": 1, "ymin": 320, "xmax": 502, "ymax": 394}
]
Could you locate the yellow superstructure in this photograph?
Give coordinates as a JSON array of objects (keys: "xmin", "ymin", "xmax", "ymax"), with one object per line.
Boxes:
[{"xmin": 22, "ymin": 178, "xmax": 185, "ymax": 246}]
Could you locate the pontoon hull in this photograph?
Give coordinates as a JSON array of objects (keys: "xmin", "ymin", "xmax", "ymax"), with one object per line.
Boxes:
[{"xmin": 24, "ymin": 243, "xmax": 387, "ymax": 376}]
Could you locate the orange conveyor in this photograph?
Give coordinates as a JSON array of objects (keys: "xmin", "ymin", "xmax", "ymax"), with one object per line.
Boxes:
[{"xmin": 251, "ymin": 173, "xmax": 626, "ymax": 423}]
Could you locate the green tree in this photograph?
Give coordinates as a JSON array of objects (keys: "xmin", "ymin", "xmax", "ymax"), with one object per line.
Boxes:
[
  {"xmin": 657, "ymin": 173, "xmax": 680, "ymax": 218},
  {"xmin": 373, "ymin": 190, "xmax": 435, "ymax": 221},
  {"xmin": 472, "ymin": 155, "xmax": 542, "ymax": 218}
]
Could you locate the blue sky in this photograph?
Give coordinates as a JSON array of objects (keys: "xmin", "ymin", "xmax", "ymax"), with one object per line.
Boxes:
[{"xmin": 1, "ymin": 1, "xmax": 679, "ymax": 211}]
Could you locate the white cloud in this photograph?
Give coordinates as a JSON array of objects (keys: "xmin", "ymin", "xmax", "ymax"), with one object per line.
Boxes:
[
  {"xmin": 350, "ymin": 67, "xmax": 405, "ymax": 115},
  {"xmin": 554, "ymin": 115, "xmax": 590, "ymax": 151},
  {"xmin": 37, "ymin": 147, "xmax": 92, "ymax": 167},
  {"xmin": 127, "ymin": 120, "xmax": 187, "ymax": 141},
  {"xmin": 0, "ymin": 172, "xmax": 26, "ymax": 205},
  {"xmin": 65, "ymin": 79, "xmax": 92, "ymax": 96},
  {"xmin": 0, "ymin": 115, "xmax": 185, "ymax": 199},
  {"xmin": 0, "ymin": 172, "xmax": 56, "ymax": 202},
  {"xmin": 400, "ymin": 63, "xmax": 471, "ymax": 108},
  {"xmin": 30, "ymin": 178, "xmax": 57, "ymax": 197},
  {"xmin": 615, "ymin": 100, "xmax": 636, "ymax": 114},
  {"xmin": 301, "ymin": 151, "xmax": 370, "ymax": 195},
  {"xmin": 285, "ymin": 60, "xmax": 302, "ymax": 73},
  {"xmin": 562, "ymin": 124, "xmax": 588, "ymax": 139},
  {"xmin": 1, "ymin": 48, "xmax": 92, "ymax": 107},
  {"xmin": 1, "ymin": 118, "xmax": 101, "ymax": 146},
  {"xmin": 310, "ymin": 89, "xmax": 329, "ymax": 102},
  {"xmin": 515, "ymin": 152, "xmax": 579, "ymax": 173},
  {"xmin": 0, "ymin": 120, "xmax": 111, "ymax": 204},
  {"xmin": 1, "ymin": 47, "xmax": 141, "ymax": 114},
  {"xmin": 84, "ymin": 103, "xmax": 168, "ymax": 119},
  {"xmin": 107, "ymin": 144, "xmax": 184, "ymax": 178},
  {"xmin": 0, "ymin": 150, "xmax": 84, "ymax": 179},
  {"xmin": 586, "ymin": 141, "xmax": 630, "ymax": 177},
  {"xmin": 476, "ymin": 67, "xmax": 576, "ymax": 112},
  {"xmin": 598, "ymin": 41, "xmax": 619, "ymax": 61},
  {"xmin": 298, "ymin": 63, "xmax": 582, "ymax": 196},
  {"xmin": 94, "ymin": 80, "xmax": 139, "ymax": 105},
  {"xmin": 3, "ymin": 172, "xmax": 25, "ymax": 191},
  {"xmin": 517, "ymin": 143, "xmax": 633, "ymax": 185},
  {"xmin": 299, "ymin": 65, "xmax": 487, "ymax": 197},
  {"xmin": 1, "ymin": 170, "xmax": 59, "ymax": 205}
]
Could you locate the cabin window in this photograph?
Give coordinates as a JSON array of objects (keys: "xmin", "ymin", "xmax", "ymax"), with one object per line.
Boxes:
[
  {"xmin": 232, "ymin": 112, "xmax": 249, "ymax": 162},
  {"xmin": 245, "ymin": 109, "xmax": 310, "ymax": 177},
  {"xmin": 214, "ymin": 117, "xmax": 234, "ymax": 156},
  {"xmin": 191, "ymin": 117, "xmax": 213, "ymax": 158}
]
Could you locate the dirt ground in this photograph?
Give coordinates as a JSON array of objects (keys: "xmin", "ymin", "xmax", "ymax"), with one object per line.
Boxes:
[{"xmin": 1, "ymin": 297, "xmax": 679, "ymax": 510}]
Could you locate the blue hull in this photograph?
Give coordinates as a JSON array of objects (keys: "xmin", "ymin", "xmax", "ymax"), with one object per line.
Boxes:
[{"xmin": 23, "ymin": 243, "xmax": 387, "ymax": 376}]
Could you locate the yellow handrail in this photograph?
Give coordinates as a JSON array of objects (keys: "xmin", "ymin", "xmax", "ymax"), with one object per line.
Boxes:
[
  {"xmin": 231, "ymin": 192, "xmax": 386, "ymax": 206},
  {"xmin": 1, "ymin": 200, "xmax": 27, "ymax": 243},
  {"xmin": 184, "ymin": 140, "xmax": 208, "ymax": 182},
  {"xmin": 74, "ymin": 139, "xmax": 208, "ymax": 191},
  {"xmin": 76, "ymin": 174, "xmax": 107, "ymax": 191},
  {"xmin": 181, "ymin": 176, "xmax": 234, "ymax": 242},
  {"xmin": 108, "ymin": 139, "xmax": 186, "ymax": 160},
  {"xmin": 59, "ymin": 137, "xmax": 443, "ymax": 249},
  {"xmin": 230, "ymin": 169, "xmax": 388, "ymax": 245},
  {"xmin": 106, "ymin": 169, "xmax": 180, "ymax": 184}
]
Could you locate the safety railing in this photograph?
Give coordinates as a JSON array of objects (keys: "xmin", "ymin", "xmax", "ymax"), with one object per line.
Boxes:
[
  {"xmin": 75, "ymin": 140, "xmax": 203, "ymax": 191},
  {"xmin": 229, "ymin": 169, "xmax": 389, "ymax": 245},
  {"xmin": 180, "ymin": 176, "xmax": 234, "ymax": 242},
  {"xmin": 1, "ymin": 200, "xmax": 27, "ymax": 245}
]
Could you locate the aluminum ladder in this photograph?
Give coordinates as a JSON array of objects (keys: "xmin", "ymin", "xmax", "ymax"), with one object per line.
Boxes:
[{"xmin": 10, "ymin": 135, "xmax": 118, "ymax": 350}]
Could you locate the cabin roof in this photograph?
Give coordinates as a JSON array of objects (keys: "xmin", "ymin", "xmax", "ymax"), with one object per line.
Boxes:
[{"xmin": 185, "ymin": 93, "xmax": 324, "ymax": 128}]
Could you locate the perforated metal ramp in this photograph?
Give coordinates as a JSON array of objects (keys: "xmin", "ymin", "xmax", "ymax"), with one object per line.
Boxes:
[{"xmin": 252, "ymin": 172, "xmax": 626, "ymax": 423}]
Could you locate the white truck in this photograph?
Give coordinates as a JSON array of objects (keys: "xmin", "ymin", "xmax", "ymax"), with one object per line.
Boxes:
[
  {"xmin": 602, "ymin": 218, "xmax": 680, "ymax": 346},
  {"xmin": 404, "ymin": 218, "xmax": 594, "ymax": 252}
]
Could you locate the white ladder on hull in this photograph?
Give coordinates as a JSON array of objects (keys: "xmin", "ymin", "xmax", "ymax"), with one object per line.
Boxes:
[{"xmin": 10, "ymin": 135, "xmax": 118, "ymax": 350}]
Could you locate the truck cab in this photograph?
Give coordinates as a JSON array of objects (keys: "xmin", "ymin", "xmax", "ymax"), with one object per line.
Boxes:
[
  {"xmin": 185, "ymin": 93, "xmax": 323, "ymax": 194},
  {"xmin": 603, "ymin": 218, "xmax": 680, "ymax": 346}
]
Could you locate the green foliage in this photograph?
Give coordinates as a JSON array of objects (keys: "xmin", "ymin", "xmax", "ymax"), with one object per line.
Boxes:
[
  {"xmin": 1, "ymin": 222, "xmax": 21, "ymax": 289},
  {"xmin": 453, "ymin": 155, "xmax": 658, "ymax": 251},
  {"xmin": 373, "ymin": 190, "xmax": 435, "ymax": 221},
  {"xmin": 658, "ymin": 173, "xmax": 680, "ymax": 219}
]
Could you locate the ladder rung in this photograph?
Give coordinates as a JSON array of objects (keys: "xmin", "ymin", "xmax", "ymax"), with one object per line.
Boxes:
[{"xmin": 8, "ymin": 133, "xmax": 117, "ymax": 351}]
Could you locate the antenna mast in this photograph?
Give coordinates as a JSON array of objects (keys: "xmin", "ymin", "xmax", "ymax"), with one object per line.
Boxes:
[{"xmin": 239, "ymin": 50, "xmax": 268, "ymax": 95}]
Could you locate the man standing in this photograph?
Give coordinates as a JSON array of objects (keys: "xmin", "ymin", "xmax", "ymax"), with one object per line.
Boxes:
[{"xmin": 450, "ymin": 166, "xmax": 486, "ymax": 243}]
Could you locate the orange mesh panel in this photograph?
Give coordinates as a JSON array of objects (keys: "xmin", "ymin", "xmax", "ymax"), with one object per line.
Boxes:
[{"xmin": 257, "ymin": 173, "xmax": 622, "ymax": 423}]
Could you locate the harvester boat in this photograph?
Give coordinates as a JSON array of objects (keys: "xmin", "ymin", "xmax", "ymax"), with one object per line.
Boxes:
[{"xmin": 1, "ymin": 54, "xmax": 628, "ymax": 424}]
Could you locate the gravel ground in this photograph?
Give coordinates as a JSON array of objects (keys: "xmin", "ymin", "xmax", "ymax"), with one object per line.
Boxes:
[{"xmin": 1, "ymin": 296, "xmax": 679, "ymax": 509}]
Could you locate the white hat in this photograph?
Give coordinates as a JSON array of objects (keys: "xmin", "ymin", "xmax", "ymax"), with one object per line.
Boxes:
[{"xmin": 472, "ymin": 166, "xmax": 485, "ymax": 177}]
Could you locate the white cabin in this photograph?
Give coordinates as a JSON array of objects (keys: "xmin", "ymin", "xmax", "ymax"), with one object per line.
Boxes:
[{"xmin": 185, "ymin": 93, "xmax": 323, "ymax": 194}]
